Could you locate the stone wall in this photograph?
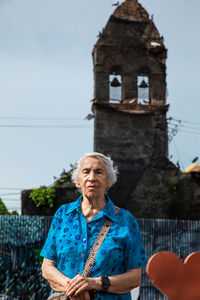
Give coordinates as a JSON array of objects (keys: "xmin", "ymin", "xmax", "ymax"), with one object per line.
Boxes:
[
  {"xmin": 21, "ymin": 171, "xmax": 200, "ymax": 220},
  {"xmin": 94, "ymin": 105, "xmax": 168, "ymax": 169}
]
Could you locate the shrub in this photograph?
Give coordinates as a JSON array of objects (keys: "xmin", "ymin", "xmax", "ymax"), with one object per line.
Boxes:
[{"xmin": 29, "ymin": 187, "xmax": 55, "ymax": 208}]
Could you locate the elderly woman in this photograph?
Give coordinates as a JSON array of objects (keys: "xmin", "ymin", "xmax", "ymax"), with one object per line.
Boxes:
[{"xmin": 41, "ymin": 152, "xmax": 147, "ymax": 300}]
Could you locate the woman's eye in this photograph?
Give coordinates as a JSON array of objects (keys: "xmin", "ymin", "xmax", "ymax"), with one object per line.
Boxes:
[
  {"xmin": 96, "ymin": 170, "xmax": 102, "ymax": 174},
  {"xmin": 83, "ymin": 170, "xmax": 89, "ymax": 174}
]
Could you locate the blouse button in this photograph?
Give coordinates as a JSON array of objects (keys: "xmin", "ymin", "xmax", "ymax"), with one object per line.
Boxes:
[{"xmin": 83, "ymin": 238, "xmax": 86, "ymax": 242}]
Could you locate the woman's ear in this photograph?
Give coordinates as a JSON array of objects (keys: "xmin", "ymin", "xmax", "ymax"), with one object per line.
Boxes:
[
  {"xmin": 75, "ymin": 181, "xmax": 80, "ymax": 188},
  {"xmin": 106, "ymin": 182, "xmax": 111, "ymax": 191}
]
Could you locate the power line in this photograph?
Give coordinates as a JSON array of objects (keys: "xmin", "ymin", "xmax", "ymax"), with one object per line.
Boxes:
[
  {"xmin": 0, "ymin": 124, "xmax": 92, "ymax": 128},
  {"xmin": 169, "ymin": 122, "xmax": 200, "ymax": 132},
  {"xmin": 0, "ymin": 188, "xmax": 24, "ymax": 190},
  {"xmin": 7, "ymin": 208, "xmax": 20, "ymax": 210},
  {"xmin": 177, "ymin": 129, "xmax": 200, "ymax": 136},
  {"xmin": 169, "ymin": 117, "xmax": 200, "ymax": 126},
  {"xmin": 168, "ymin": 125, "xmax": 200, "ymax": 136},
  {"xmin": 0, "ymin": 117, "xmax": 85, "ymax": 121},
  {"xmin": 1, "ymin": 199, "xmax": 20, "ymax": 201},
  {"xmin": 168, "ymin": 116, "xmax": 200, "ymax": 142},
  {"xmin": 0, "ymin": 115, "xmax": 198, "ymax": 125},
  {"xmin": 0, "ymin": 193, "xmax": 20, "ymax": 196},
  {"xmin": 0, "ymin": 198, "xmax": 20, "ymax": 200}
]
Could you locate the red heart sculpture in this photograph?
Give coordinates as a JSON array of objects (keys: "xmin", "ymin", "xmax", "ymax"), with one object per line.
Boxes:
[{"xmin": 146, "ymin": 251, "xmax": 200, "ymax": 300}]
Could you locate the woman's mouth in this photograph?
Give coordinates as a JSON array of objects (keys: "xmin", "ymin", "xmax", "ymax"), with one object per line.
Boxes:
[{"xmin": 87, "ymin": 185, "xmax": 96, "ymax": 189}]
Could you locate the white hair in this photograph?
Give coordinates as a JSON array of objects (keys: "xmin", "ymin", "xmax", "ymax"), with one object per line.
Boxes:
[{"xmin": 71, "ymin": 152, "xmax": 118, "ymax": 187}]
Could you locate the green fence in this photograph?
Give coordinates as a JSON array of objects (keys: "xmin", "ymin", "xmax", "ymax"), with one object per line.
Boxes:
[{"xmin": 0, "ymin": 216, "xmax": 52, "ymax": 300}]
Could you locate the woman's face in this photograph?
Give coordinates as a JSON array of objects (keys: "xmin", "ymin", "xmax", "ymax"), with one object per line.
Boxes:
[{"xmin": 76, "ymin": 156, "xmax": 110, "ymax": 200}]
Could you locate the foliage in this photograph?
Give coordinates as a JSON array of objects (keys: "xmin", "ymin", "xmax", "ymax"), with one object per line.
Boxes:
[
  {"xmin": 0, "ymin": 198, "xmax": 9, "ymax": 215},
  {"xmin": 0, "ymin": 198, "xmax": 19, "ymax": 215},
  {"xmin": 11, "ymin": 210, "xmax": 19, "ymax": 215},
  {"xmin": 53, "ymin": 169, "xmax": 74, "ymax": 188},
  {"xmin": 29, "ymin": 187, "xmax": 55, "ymax": 208},
  {"xmin": 167, "ymin": 174, "xmax": 188, "ymax": 189},
  {"xmin": 166, "ymin": 174, "xmax": 194, "ymax": 219}
]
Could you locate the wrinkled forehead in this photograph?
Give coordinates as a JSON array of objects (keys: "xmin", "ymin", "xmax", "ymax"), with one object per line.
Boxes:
[{"xmin": 79, "ymin": 156, "xmax": 107, "ymax": 171}]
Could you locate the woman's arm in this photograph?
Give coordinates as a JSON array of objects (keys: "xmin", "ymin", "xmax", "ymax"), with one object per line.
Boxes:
[
  {"xmin": 41, "ymin": 258, "xmax": 70, "ymax": 292},
  {"xmin": 106, "ymin": 268, "xmax": 141, "ymax": 294},
  {"xmin": 42, "ymin": 258, "xmax": 91, "ymax": 300},
  {"xmin": 66, "ymin": 267, "xmax": 141, "ymax": 297}
]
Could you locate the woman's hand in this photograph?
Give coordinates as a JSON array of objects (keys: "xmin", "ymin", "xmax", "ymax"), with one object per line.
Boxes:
[
  {"xmin": 68, "ymin": 268, "xmax": 142, "ymax": 296},
  {"xmin": 68, "ymin": 290, "xmax": 90, "ymax": 300},
  {"xmin": 67, "ymin": 274, "xmax": 91, "ymax": 297},
  {"xmin": 66, "ymin": 274, "xmax": 101, "ymax": 297}
]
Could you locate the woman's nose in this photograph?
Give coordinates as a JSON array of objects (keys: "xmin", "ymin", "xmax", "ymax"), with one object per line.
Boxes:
[{"xmin": 88, "ymin": 172, "xmax": 96, "ymax": 181}]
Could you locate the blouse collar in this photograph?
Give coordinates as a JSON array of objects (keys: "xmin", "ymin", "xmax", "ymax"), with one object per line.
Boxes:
[{"xmin": 65, "ymin": 194, "xmax": 119, "ymax": 223}]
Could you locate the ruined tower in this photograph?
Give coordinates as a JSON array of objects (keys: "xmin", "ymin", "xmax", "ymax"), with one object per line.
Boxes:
[
  {"xmin": 92, "ymin": 0, "xmax": 178, "ymax": 217},
  {"xmin": 93, "ymin": 0, "xmax": 168, "ymax": 167}
]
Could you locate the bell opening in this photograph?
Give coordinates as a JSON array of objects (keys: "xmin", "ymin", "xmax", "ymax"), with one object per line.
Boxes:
[
  {"xmin": 109, "ymin": 74, "xmax": 122, "ymax": 103},
  {"xmin": 137, "ymin": 76, "xmax": 149, "ymax": 105}
]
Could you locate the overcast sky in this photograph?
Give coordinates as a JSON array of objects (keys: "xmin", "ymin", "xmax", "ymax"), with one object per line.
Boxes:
[{"xmin": 1, "ymin": 0, "xmax": 200, "ymax": 212}]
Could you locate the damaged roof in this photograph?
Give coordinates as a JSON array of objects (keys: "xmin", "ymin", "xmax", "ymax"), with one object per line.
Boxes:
[
  {"xmin": 95, "ymin": 0, "xmax": 165, "ymax": 50},
  {"xmin": 113, "ymin": 0, "xmax": 150, "ymax": 22}
]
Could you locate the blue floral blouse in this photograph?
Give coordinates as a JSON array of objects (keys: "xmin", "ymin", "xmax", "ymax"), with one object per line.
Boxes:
[{"xmin": 40, "ymin": 195, "xmax": 147, "ymax": 299}]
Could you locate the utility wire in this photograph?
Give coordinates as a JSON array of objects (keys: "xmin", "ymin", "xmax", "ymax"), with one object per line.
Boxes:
[
  {"xmin": 177, "ymin": 129, "xmax": 200, "ymax": 136},
  {"xmin": 0, "ymin": 193, "xmax": 20, "ymax": 196},
  {"xmin": 0, "ymin": 124, "xmax": 92, "ymax": 128},
  {"xmin": 0, "ymin": 188, "xmax": 24, "ymax": 190},
  {"xmin": 2, "ymin": 199, "xmax": 20, "ymax": 201},
  {"xmin": 169, "ymin": 117, "xmax": 200, "ymax": 126},
  {"xmin": 168, "ymin": 116, "xmax": 200, "ymax": 142},
  {"xmin": 169, "ymin": 122, "xmax": 200, "ymax": 132},
  {"xmin": 6, "ymin": 208, "xmax": 20, "ymax": 210},
  {"xmin": 0, "ymin": 117, "xmax": 84, "ymax": 121},
  {"xmin": 0, "ymin": 115, "xmax": 198, "ymax": 125},
  {"xmin": 168, "ymin": 125, "xmax": 200, "ymax": 135}
]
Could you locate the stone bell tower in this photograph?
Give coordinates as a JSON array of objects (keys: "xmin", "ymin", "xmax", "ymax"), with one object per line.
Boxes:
[
  {"xmin": 92, "ymin": 0, "xmax": 178, "ymax": 217},
  {"xmin": 93, "ymin": 0, "xmax": 168, "ymax": 169}
]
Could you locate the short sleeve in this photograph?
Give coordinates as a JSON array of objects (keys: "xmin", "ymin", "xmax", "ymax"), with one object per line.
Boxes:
[
  {"xmin": 124, "ymin": 214, "xmax": 147, "ymax": 270},
  {"xmin": 40, "ymin": 206, "xmax": 63, "ymax": 262}
]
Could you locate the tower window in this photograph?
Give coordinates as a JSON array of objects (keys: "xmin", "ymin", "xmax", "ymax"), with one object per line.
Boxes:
[
  {"xmin": 109, "ymin": 74, "xmax": 122, "ymax": 103},
  {"xmin": 137, "ymin": 76, "xmax": 149, "ymax": 104}
]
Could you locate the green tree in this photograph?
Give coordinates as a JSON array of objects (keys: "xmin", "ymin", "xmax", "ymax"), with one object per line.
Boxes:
[{"xmin": 0, "ymin": 198, "xmax": 19, "ymax": 215}]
